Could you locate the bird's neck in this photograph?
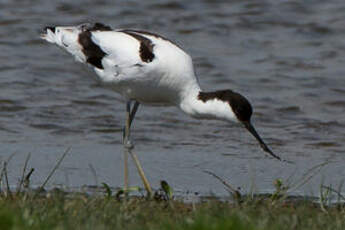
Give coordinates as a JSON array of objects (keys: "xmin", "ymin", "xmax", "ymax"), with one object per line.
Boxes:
[{"xmin": 178, "ymin": 88, "xmax": 237, "ymax": 122}]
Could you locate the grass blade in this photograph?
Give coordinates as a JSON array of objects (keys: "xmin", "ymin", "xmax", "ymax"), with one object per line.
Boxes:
[
  {"xmin": 17, "ymin": 152, "xmax": 31, "ymax": 193},
  {"xmin": 39, "ymin": 147, "xmax": 71, "ymax": 191}
]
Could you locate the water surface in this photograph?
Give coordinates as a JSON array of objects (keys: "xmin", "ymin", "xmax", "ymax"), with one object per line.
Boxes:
[{"xmin": 1, "ymin": 0, "xmax": 345, "ymax": 197}]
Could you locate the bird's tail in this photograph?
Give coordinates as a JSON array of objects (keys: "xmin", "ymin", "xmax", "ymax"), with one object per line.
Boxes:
[{"xmin": 41, "ymin": 24, "xmax": 87, "ymax": 63}]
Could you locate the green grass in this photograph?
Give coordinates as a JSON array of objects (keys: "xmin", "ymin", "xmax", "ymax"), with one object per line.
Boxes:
[
  {"xmin": 0, "ymin": 192, "xmax": 344, "ymax": 230},
  {"xmin": 0, "ymin": 152, "xmax": 344, "ymax": 229}
]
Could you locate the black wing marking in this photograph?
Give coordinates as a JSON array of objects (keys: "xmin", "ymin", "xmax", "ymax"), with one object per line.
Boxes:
[
  {"xmin": 78, "ymin": 30, "xmax": 106, "ymax": 69},
  {"xmin": 78, "ymin": 23, "xmax": 112, "ymax": 69},
  {"xmin": 121, "ymin": 29, "xmax": 181, "ymax": 49},
  {"xmin": 121, "ymin": 30, "xmax": 155, "ymax": 63}
]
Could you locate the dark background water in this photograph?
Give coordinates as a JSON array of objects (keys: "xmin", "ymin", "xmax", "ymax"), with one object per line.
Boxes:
[{"xmin": 1, "ymin": 0, "xmax": 344, "ymax": 197}]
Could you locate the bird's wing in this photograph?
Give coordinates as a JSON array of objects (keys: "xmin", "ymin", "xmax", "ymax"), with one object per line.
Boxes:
[{"xmin": 42, "ymin": 23, "xmax": 194, "ymax": 84}]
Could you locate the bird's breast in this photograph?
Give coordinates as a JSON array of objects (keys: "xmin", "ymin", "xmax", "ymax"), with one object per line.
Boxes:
[{"xmin": 113, "ymin": 78, "xmax": 180, "ymax": 106}]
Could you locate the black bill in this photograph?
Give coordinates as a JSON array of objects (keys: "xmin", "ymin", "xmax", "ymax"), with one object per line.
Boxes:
[{"xmin": 243, "ymin": 121, "xmax": 281, "ymax": 161}]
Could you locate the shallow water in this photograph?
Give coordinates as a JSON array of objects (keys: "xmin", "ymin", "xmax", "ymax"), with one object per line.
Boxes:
[{"xmin": 1, "ymin": 0, "xmax": 345, "ymax": 197}]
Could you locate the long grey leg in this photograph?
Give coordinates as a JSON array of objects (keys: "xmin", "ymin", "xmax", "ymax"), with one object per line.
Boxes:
[
  {"xmin": 129, "ymin": 101, "xmax": 140, "ymax": 128},
  {"xmin": 122, "ymin": 100, "xmax": 153, "ymax": 196},
  {"xmin": 122, "ymin": 101, "xmax": 131, "ymax": 192},
  {"xmin": 122, "ymin": 101, "xmax": 139, "ymax": 146}
]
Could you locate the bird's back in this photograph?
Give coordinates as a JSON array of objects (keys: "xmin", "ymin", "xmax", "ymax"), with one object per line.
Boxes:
[{"xmin": 42, "ymin": 23, "xmax": 200, "ymax": 105}]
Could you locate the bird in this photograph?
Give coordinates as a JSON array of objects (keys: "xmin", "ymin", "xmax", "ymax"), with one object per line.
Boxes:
[{"xmin": 41, "ymin": 22, "xmax": 281, "ymax": 196}]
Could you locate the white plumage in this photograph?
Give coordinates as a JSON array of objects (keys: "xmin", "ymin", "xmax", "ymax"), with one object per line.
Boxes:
[
  {"xmin": 41, "ymin": 22, "xmax": 281, "ymax": 194},
  {"xmin": 43, "ymin": 24, "xmax": 200, "ymax": 107}
]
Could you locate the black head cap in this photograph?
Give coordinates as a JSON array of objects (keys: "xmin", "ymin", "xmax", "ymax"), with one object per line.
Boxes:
[
  {"xmin": 227, "ymin": 91, "xmax": 253, "ymax": 122},
  {"xmin": 198, "ymin": 90, "xmax": 281, "ymax": 160},
  {"xmin": 198, "ymin": 90, "xmax": 253, "ymax": 122}
]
